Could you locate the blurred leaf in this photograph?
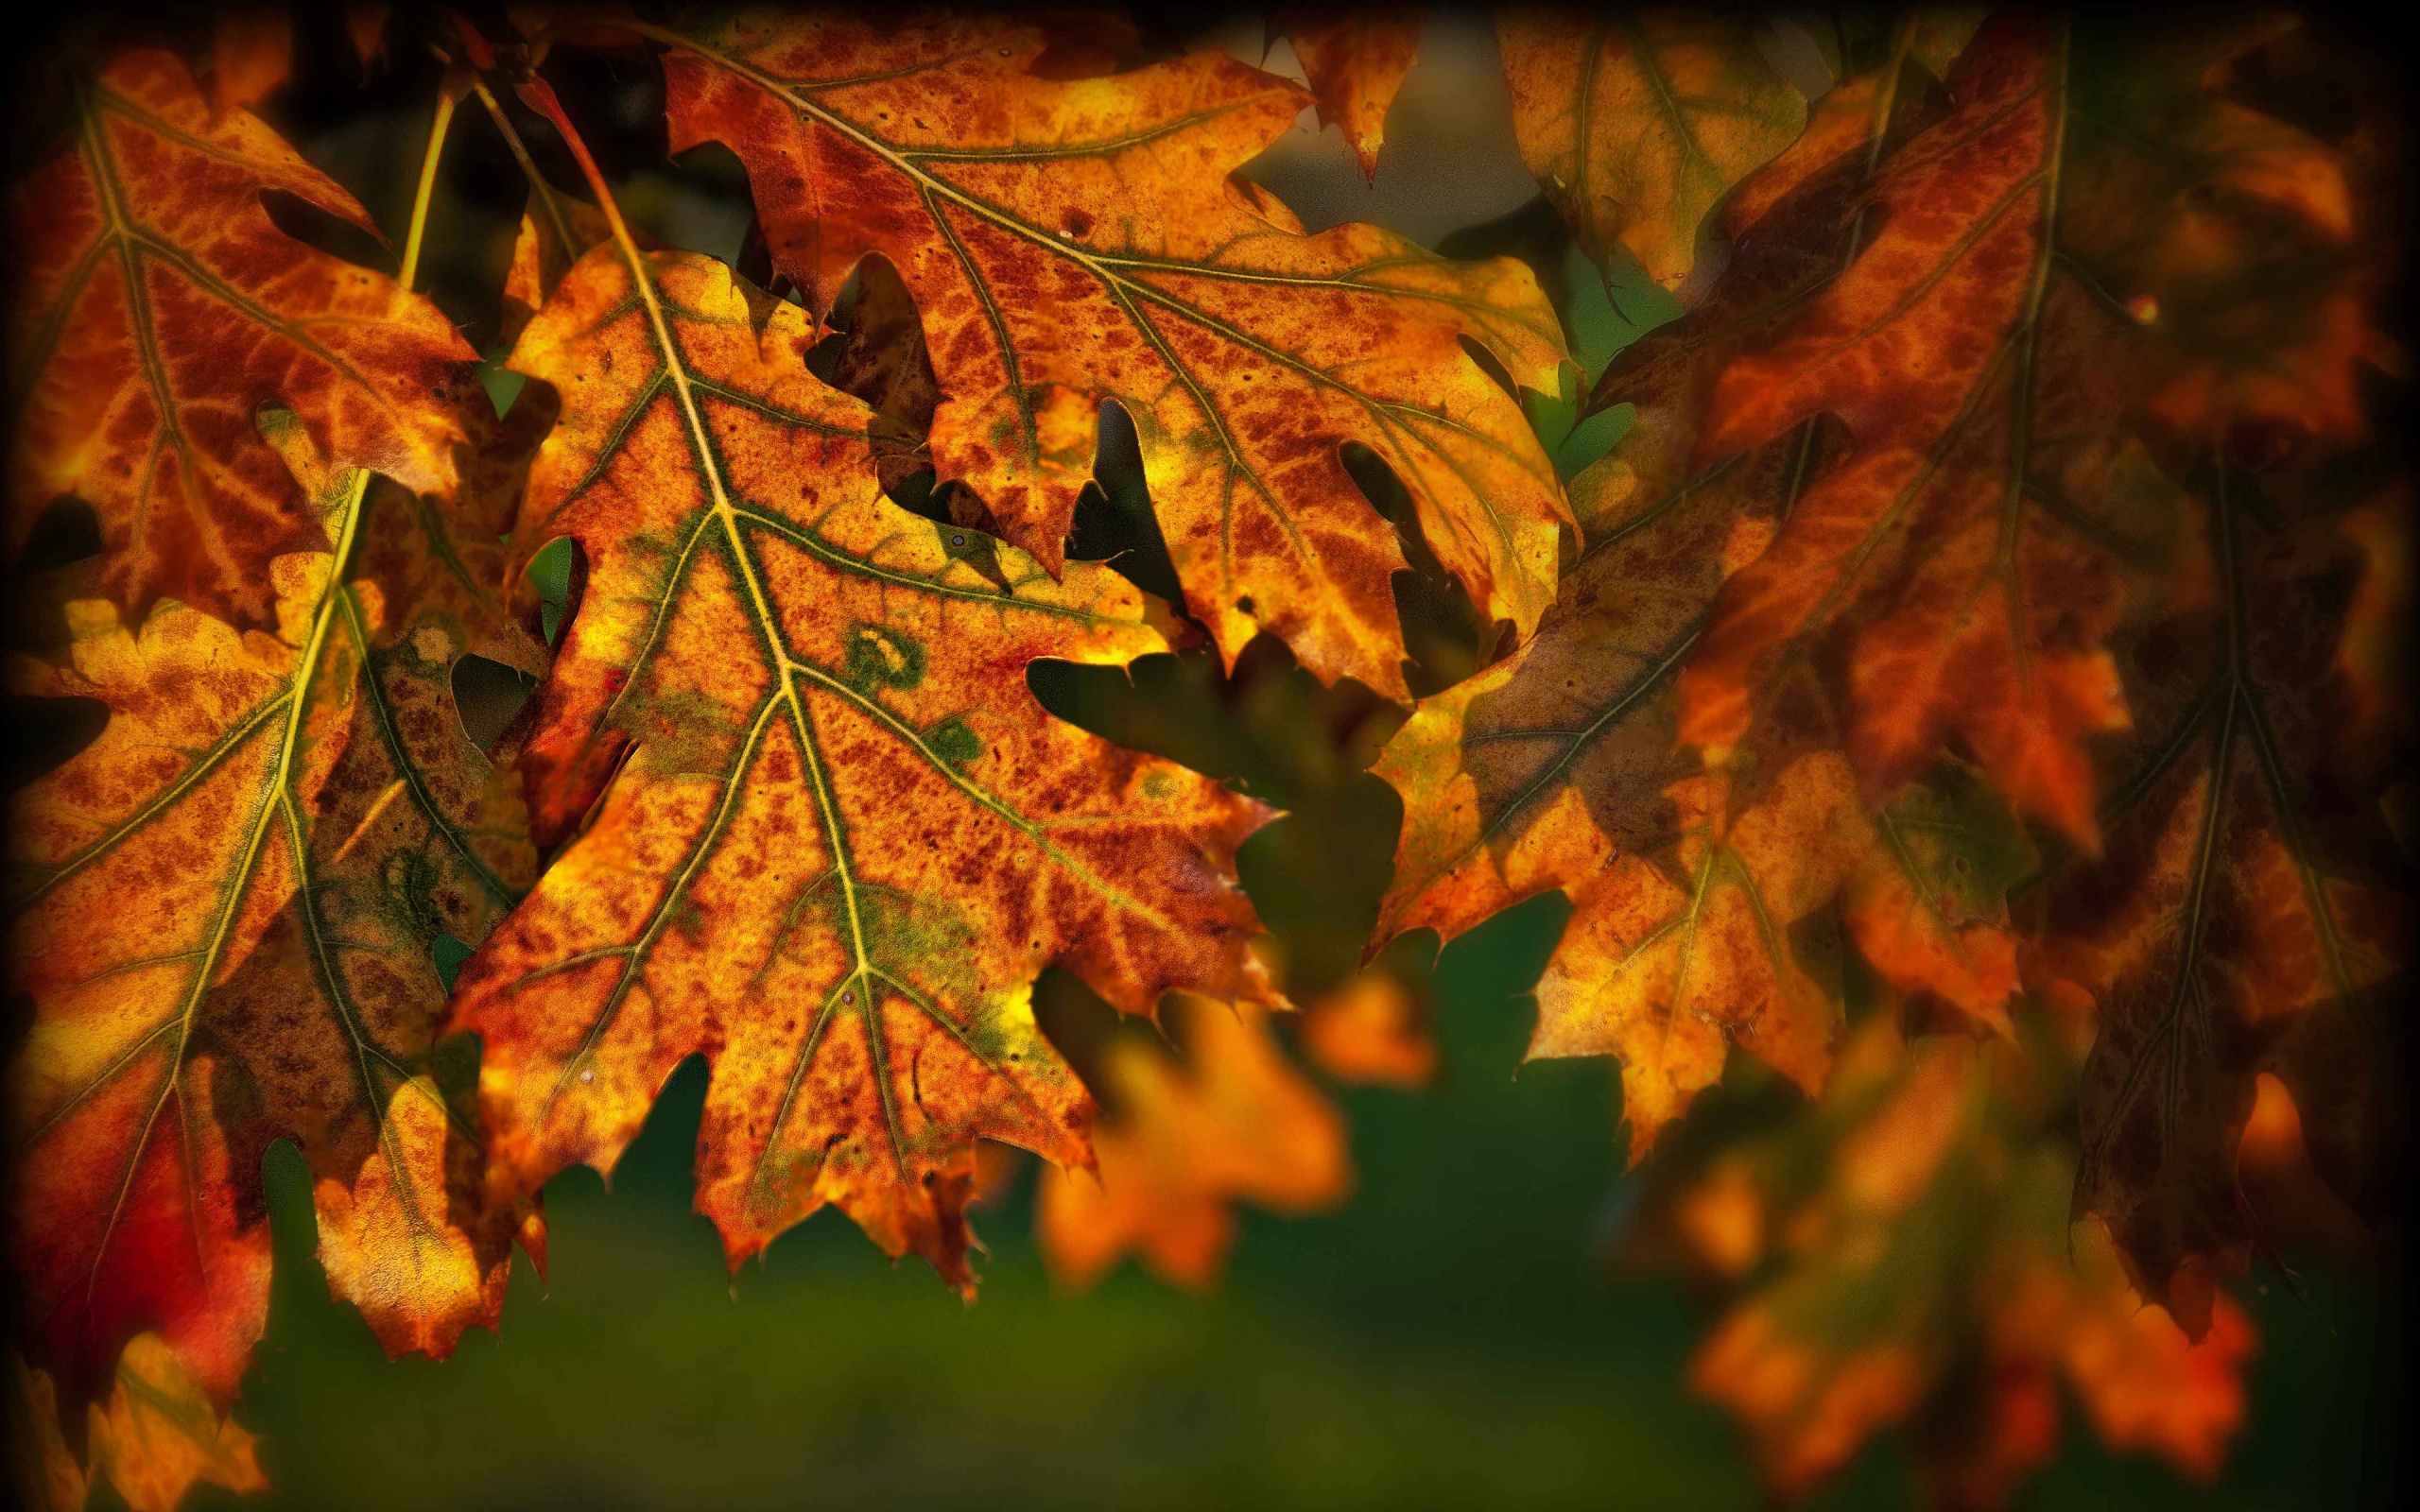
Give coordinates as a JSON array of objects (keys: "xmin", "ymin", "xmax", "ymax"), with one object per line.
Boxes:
[{"xmin": 1038, "ymin": 998, "xmax": 1350, "ymax": 1293}]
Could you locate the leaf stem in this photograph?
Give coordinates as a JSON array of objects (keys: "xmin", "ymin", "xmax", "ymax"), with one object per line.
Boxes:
[
  {"xmin": 398, "ymin": 92, "xmax": 456, "ymax": 292},
  {"xmin": 510, "ymin": 77, "xmax": 640, "ymax": 264},
  {"xmin": 467, "ymin": 78, "xmax": 581, "ymax": 269}
]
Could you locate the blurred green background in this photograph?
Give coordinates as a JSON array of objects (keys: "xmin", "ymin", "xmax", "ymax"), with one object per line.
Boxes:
[
  {"xmin": 183, "ymin": 896, "xmax": 2387, "ymax": 1511},
  {"xmin": 40, "ymin": 8, "xmax": 2401, "ymax": 1508}
]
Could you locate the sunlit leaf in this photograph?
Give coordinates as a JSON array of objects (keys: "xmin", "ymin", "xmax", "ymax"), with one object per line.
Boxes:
[
  {"xmin": 85, "ymin": 1333, "xmax": 267, "ymax": 1512},
  {"xmin": 450, "ymin": 211, "xmax": 1271, "ymax": 1291},
  {"xmin": 6, "ymin": 51, "xmax": 475, "ymax": 627},
  {"xmin": 6, "ymin": 409, "xmax": 542, "ymax": 1411},
  {"xmin": 637, "ymin": 9, "xmax": 1568, "ymax": 699}
]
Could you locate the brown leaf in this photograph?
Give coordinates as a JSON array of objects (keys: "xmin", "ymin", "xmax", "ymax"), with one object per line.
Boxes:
[
  {"xmin": 1683, "ymin": 13, "xmax": 2382, "ymax": 846},
  {"xmin": 1668, "ymin": 1018, "xmax": 2258, "ymax": 1507},
  {"xmin": 2041, "ymin": 477, "xmax": 2405, "ymax": 1335},
  {"xmin": 1372, "ymin": 115, "xmax": 2033, "ymax": 1142}
]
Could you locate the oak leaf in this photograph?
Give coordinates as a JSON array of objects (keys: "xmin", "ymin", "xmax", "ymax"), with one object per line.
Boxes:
[
  {"xmin": 1368, "ymin": 50, "xmax": 1948, "ymax": 959},
  {"xmin": 6, "ymin": 51, "xmax": 475, "ymax": 628},
  {"xmin": 1299, "ymin": 968, "xmax": 1435, "ymax": 1088},
  {"xmin": 2039, "ymin": 477, "xmax": 2405, "ymax": 1335},
  {"xmin": 3, "ymin": 1334, "xmax": 268, "ymax": 1512},
  {"xmin": 1495, "ymin": 9, "xmax": 1806, "ymax": 288},
  {"xmin": 1373, "ymin": 129, "xmax": 2033, "ymax": 1147},
  {"xmin": 8, "ymin": 1356, "xmax": 84, "ymax": 1512},
  {"xmin": 1668, "ymin": 1020, "xmax": 2256, "ymax": 1508},
  {"xmin": 500, "ymin": 187, "xmax": 612, "ymax": 351},
  {"xmin": 1275, "ymin": 9, "xmax": 1422, "ymax": 180},
  {"xmin": 450, "ymin": 215, "xmax": 1271, "ymax": 1292},
  {"xmin": 84, "ymin": 1333, "xmax": 267, "ymax": 1512},
  {"xmin": 2334, "ymin": 488, "xmax": 2411, "ymax": 760},
  {"xmin": 635, "ymin": 9, "xmax": 1568, "ymax": 699},
  {"xmin": 1036, "ymin": 997, "xmax": 1348, "ymax": 1292},
  {"xmin": 1682, "ymin": 13, "xmax": 2380, "ymax": 846},
  {"xmin": 346, "ymin": 4, "xmax": 393, "ymax": 70},
  {"xmin": 7, "ymin": 415, "xmax": 542, "ymax": 1409}
]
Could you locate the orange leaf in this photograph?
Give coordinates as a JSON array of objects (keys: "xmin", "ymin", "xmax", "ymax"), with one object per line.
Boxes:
[
  {"xmin": 1682, "ymin": 14, "xmax": 2383, "ymax": 846},
  {"xmin": 1036, "ymin": 998, "xmax": 1349, "ymax": 1292},
  {"xmin": 7, "ymin": 403, "xmax": 540, "ymax": 1413},
  {"xmin": 8, "ymin": 1355, "xmax": 85, "ymax": 1512},
  {"xmin": 1537, "ymin": 762, "xmax": 1856, "ymax": 1159},
  {"xmin": 1300, "ymin": 969, "xmax": 1435, "ymax": 1088},
  {"xmin": 1276, "ymin": 9, "xmax": 1422, "ymax": 180},
  {"xmin": 1663, "ymin": 1018, "xmax": 2261, "ymax": 1507},
  {"xmin": 1496, "ymin": 10, "xmax": 1806, "ymax": 287},
  {"xmin": 2335, "ymin": 487, "xmax": 2412, "ymax": 762},
  {"xmin": 1371, "ymin": 76, "xmax": 2035, "ymax": 1142},
  {"xmin": 450, "ymin": 214, "xmax": 1271, "ymax": 1292},
  {"xmin": 207, "ymin": 10, "xmax": 293, "ymax": 114},
  {"xmin": 638, "ymin": 11, "xmax": 1568, "ymax": 699},
  {"xmin": 83, "ymin": 1334, "xmax": 266, "ymax": 1512},
  {"xmin": 7, "ymin": 52, "xmax": 475, "ymax": 629}
]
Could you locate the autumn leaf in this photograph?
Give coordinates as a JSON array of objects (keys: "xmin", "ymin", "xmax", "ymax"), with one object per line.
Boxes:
[
  {"xmin": 1365, "ymin": 44, "xmax": 1951, "ymax": 970},
  {"xmin": 207, "ymin": 9, "xmax": 293, "ymax": 114},
  {"xmin": 1667, "ymin": 1019, "xmax": 2256, "ymax": 1508},
  {"xmin": 2038, "ymin": 472, "xmax": 2405, "ymax": 1336},
  {"xmin": 1036, "ymin": 997, "xmax": 1348, "ymax": 1292},
  {"xmin": 346, "ymin": 4, "xmax": 393, "ymax": 70},
  {"xmin": 4, "ymin": 1333, "xmax": 270, "ymax": 1512},
  {"xmin": 468, "ymin": 65, "xmax": 625, "ymax": 352},
  {"xmin": 1495, "ymin": 9, "xmax": 1807, "ymax": 289},
  {"xmin": 1369, "ymin": 51, "xmax": 1935, "ymax": 897},
  {"xmin": 1680, "ymin": 12, "xmax": 2378, "ymax": 846},
  {"xmin": 622, "ymin": 9, "xmax": 1567, "ymax": 700},
  {"xmin": 2335, "ymin": 487, "xmax": 2411, "ymax": 760},
  {"xmin": 9, "ymin": 1356, "xmax": 85, "ymax": 1512},
  {"xmin": 819, "ymin": 257, "xmax": 984, "ymax": 522},
  {"xmin": 1535, "ymin": 763, "xmax": 1858, "ymax": 1158},
  {"xmin": 448, "ymin": 110, "xmax": 1273, "ymax": 1288},
  {"xmin": 498, "ymin": 177, "xmax": 613, "ymax": 352},
  {"xmin": 1384, "ymin": 318, "xmax": 2023, "ymax": 1151},
  {"xmin": 1300, "ymin": 967, "xmax": 1435, "ymax": 1088},
  {"xmin": 85, "ymin": 1333, "xmax": 267, "ymax": 1512},
  {"xmin": 7, "ymin": 50, "xmax": 475, "ymax": 628},
  {"xmin": 2057, "ymin": 17, "xmax": 2390, "ymax": 455},
  {"xmin": 1276, "ymin": 9, "xmax": 1422, "ymax": 179},
  {"xmin": 7, "ymin": 414, "xmax": 541, "ymax": 1409}
]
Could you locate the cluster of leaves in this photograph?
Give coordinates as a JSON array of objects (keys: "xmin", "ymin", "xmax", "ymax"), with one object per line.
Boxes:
[
  {"xmin": 1373, "ymin": 6, "xmax": 2407, "ymax": 1502},
  {"xmin": 1, "ymin": 6, "xmax": 2403, "ymax": 1510}
]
